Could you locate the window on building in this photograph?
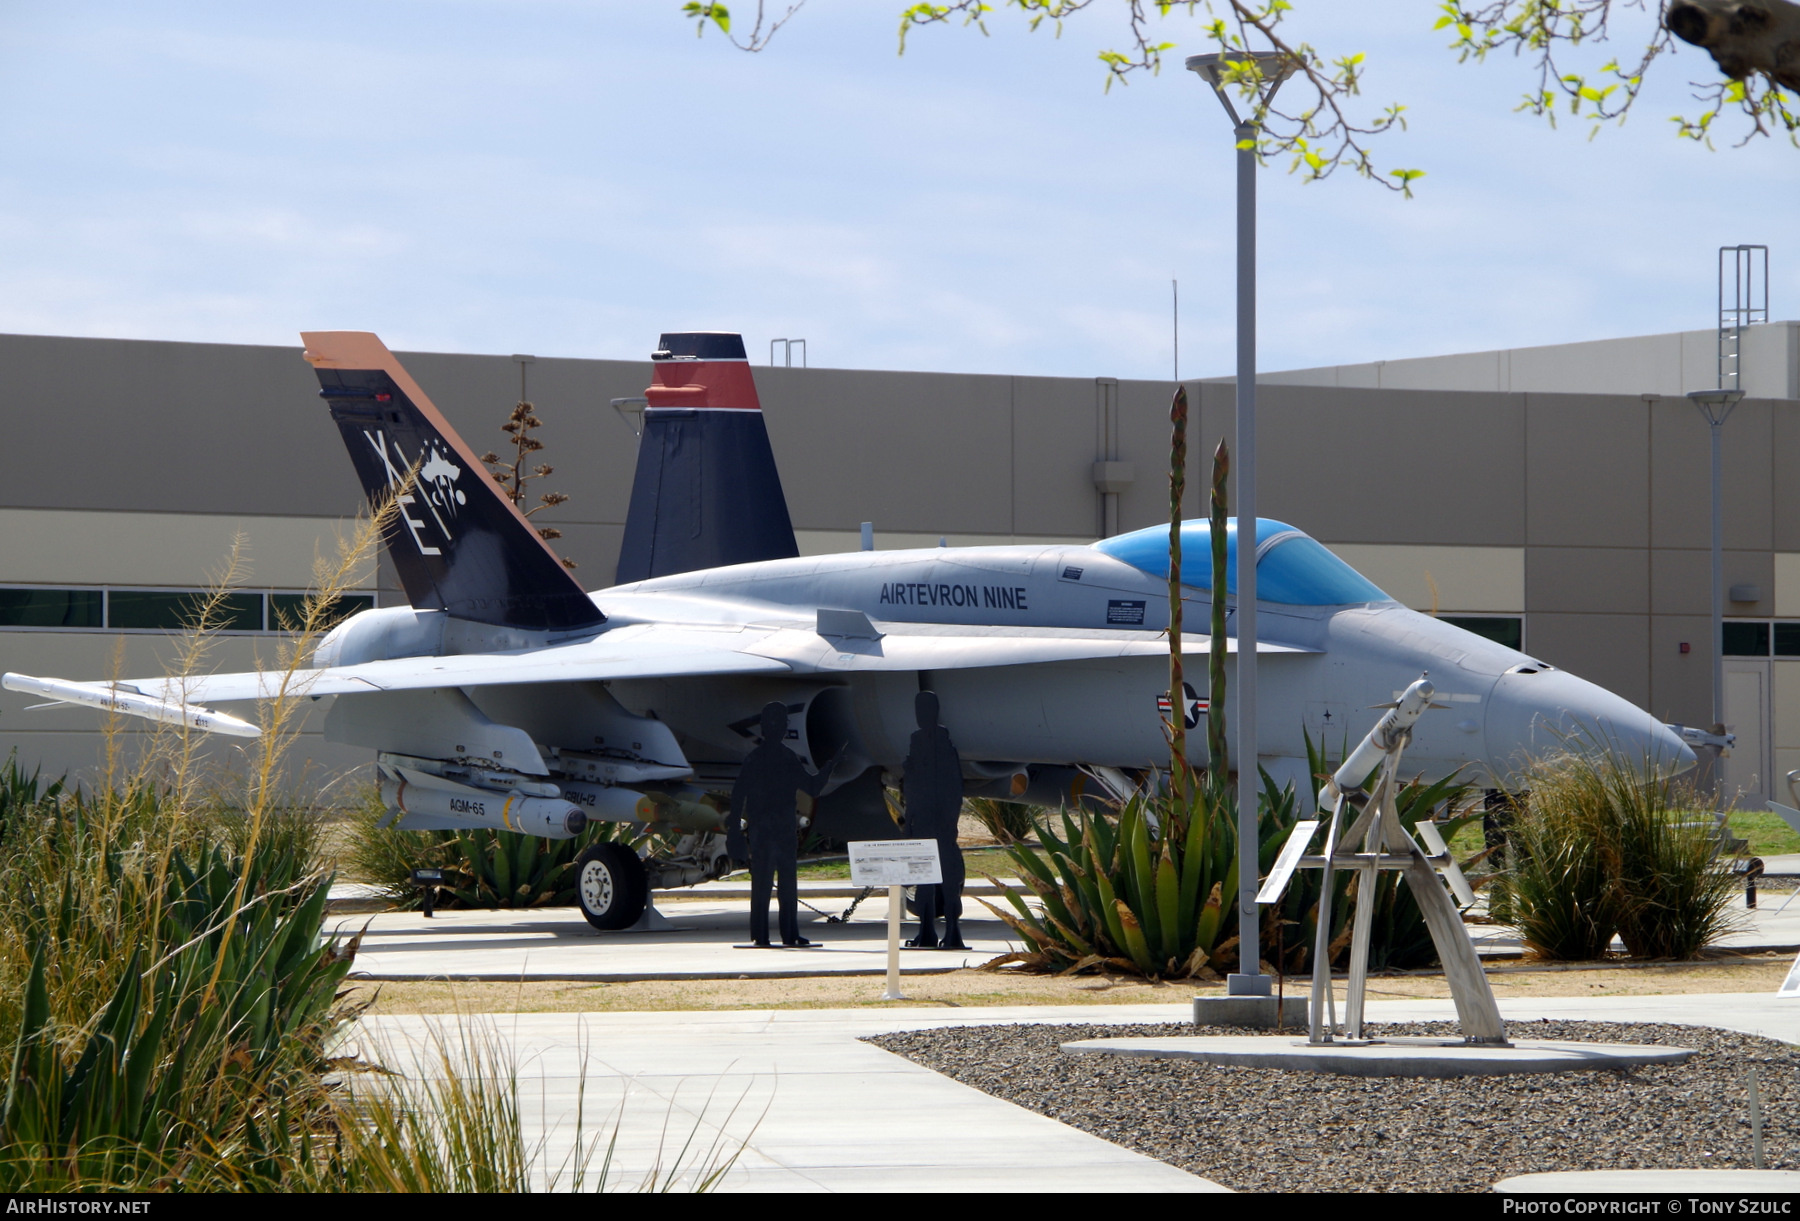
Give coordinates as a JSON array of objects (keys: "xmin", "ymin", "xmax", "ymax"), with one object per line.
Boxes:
[
  {"xmin": 0, "ymin": 586, "xmax": 378, "ymax": 633},
  {"xmin": 1724, "ymin": 621, "xmax": 1773, "ymax": 656},
  {"xmin": 267, "ymin": 592, "xmax": 374, "ymax": 631},
  {"xmin": 1722, "ymin": 620, "xmax": 1800, "ymax": 657},
  {"xmin": 0, "ymin": 589, "xmax": 105, "ymax": 628},
  {"xmin": 106, "ymin": 591, "xmax": 264, "ymax": 632},
  {"xmin": 1441, "ymin": 615, "xmax": 1524, "ymax": 652}
]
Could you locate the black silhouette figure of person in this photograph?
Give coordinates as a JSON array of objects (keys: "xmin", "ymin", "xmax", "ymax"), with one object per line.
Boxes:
[
  {"xmin": 726, "ymin": 701, "xmax": 837, "ymax": 947},
  {"xmin": 903, "ymin": 690, "xmax": 967, "ymax": 950}
]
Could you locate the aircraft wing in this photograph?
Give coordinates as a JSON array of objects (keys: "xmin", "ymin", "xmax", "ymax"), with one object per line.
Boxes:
[
  {"xmin": 4, "ymin": 620, "xmax": 1314, "ymax": 727},
  {"xmin": 748, "ymin": 622, "xmax": 1318, "ymax": 672},
  {"xmin": 52, "ymin": 624, "xmax": 795, "ymax": 706}
]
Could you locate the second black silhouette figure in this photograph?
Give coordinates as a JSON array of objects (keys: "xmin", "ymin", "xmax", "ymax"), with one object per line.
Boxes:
[
  {"xmin": 903, "ymin": 690, "xmax": 967, "ymax": 950},
  {"xmin": 726, "ymin": 701, "xmax": 837, "ymax": 947}
]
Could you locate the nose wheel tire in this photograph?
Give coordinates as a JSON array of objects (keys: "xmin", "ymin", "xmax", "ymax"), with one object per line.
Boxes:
[{"xmin": 575, "ymin": 841, "xmax": 648, "ymax": 930}]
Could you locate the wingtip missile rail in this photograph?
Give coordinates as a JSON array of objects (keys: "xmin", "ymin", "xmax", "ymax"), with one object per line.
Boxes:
[{"xmin": 1, "ymin": 673, "xmax": 263, "ymax": 738}]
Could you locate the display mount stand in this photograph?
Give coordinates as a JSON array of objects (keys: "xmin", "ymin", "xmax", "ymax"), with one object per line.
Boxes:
[{"xmin": 1257, "ymin": 674, "xmax": 1506, "ymax": 1046}]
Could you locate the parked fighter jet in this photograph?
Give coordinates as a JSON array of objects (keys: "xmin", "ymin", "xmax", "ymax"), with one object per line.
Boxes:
[{"xmin": 3, "ymin": 330, "xmax": 1693, "ymax": 929}]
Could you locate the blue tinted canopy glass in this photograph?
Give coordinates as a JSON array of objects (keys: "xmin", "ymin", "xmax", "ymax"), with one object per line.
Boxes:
[{"xmin": 1092, "ymin": 518, "xmax": 1391, "ymax": 606}]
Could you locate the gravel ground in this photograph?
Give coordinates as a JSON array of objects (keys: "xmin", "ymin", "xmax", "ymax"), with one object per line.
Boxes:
[{"xmin": 868, "ymin": 1021, "xmax": 1799, "ymax": 1193}]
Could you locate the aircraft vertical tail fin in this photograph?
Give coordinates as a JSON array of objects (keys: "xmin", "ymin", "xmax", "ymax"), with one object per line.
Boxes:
[
  {"xmin": 302, "ymin": 331, "xmax": 605, "ymax": 633},
  {"xmin": 614, "ymin": 331, "xmax": 799, "ymax": 583}
]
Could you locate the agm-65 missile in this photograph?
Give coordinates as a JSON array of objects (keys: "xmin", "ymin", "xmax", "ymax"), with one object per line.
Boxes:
[
  {"xmin": 1, "ymin": 673, "xmax": 262, "ymax": 738},
  {"xmin": 380, "ymin": 764, "xmax": 587, "ymax": 839}
]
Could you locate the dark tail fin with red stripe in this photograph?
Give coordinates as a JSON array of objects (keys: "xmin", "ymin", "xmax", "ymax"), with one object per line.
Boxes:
[{"xmin": 614, "ymin": 331, "xmax": 799, "ymax": 584}]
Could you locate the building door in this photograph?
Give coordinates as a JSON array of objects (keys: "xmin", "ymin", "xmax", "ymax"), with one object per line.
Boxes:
[{"xmin": 1725, "ymin": 659, "xmax": 1772, "ymax": 804}]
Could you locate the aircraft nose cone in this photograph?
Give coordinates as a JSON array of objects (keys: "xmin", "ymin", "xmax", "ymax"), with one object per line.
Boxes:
[{"xmin": 1484, "ymin": 666, "xmax": 1694, "ymax": 788}]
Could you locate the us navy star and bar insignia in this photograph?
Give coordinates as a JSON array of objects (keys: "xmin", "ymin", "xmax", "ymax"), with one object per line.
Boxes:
[{"xmin": 1157, "ymin": 682, "xmax": 1206, "ymax": 729}]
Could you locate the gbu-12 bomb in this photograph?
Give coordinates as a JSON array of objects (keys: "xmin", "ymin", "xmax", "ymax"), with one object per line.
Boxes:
[{"xmin": 557, "ymin": 781, "xmax": 724, "ymax": 832}]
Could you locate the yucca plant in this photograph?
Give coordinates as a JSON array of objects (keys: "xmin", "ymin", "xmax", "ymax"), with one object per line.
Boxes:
[
  {"xmin": 985, "ymin": 735, "xmax": 1480, "ymax": 979},
  {"xmin": 0, "ymin": 783, "xmax": 359, "ymax": 1191}
]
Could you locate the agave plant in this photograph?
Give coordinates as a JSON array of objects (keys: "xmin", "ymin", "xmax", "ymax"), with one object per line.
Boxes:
[
  {"xmin": 346, "ymin": 790, "xmax": 640, "ymax": 910},
  {"xmin": 984, "ymin": 736, "xmax": 1480, "ymax": 979},
  {"xmin": 984, "ymin": 770, "xmax": 1287, "ymax": 978}
]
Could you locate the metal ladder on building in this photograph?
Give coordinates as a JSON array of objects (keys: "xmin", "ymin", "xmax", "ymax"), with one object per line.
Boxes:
[{"xmin": 1718, "ymin": 245, "xmax": 1769, "ymax": 392}]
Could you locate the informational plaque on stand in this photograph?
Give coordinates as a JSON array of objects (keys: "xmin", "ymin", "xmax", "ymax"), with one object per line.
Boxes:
[{"xmin": 849, "ymin": 839, "xmax": 942, "ymax": 1000}]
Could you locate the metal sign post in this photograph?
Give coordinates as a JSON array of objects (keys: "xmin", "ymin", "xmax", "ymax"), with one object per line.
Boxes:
[{"xmin": 849, "ymin": 839, "xmax": 943, "ymax": 1001}]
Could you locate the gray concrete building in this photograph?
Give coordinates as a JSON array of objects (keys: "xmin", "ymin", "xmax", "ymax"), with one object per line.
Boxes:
[{"xmin": 2, "ymin": 325, "xmax": 1797, "ymax": 802}]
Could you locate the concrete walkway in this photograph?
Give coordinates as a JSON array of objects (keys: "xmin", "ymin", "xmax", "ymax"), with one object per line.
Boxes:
[
  {"xmin": 349, "ymin": 992, "xmax": 1798, "ymax": 1193},
  {"xmin": 332, "ymin": 882, "xmax": 1800, "ymax": 980},
  {"xmin": 351, "ymin": 1005, "xmax": 1228, "ymax": 1192}
]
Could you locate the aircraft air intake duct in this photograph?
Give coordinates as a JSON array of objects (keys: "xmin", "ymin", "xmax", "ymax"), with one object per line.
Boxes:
[{"xmin": 381, "ymin": 772, "xmax": 587, "ymax": 839}]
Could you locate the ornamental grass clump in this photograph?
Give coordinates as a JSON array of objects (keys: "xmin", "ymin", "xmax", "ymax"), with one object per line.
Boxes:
[{"xmin": 1502, "ymin": 748, "xmax": 1741, "ymax": 960}]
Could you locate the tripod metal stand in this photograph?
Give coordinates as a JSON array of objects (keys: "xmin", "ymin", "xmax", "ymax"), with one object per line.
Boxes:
[{"xmin": 1257, "ymin": 675, "xmax": 1507, "ymax": 1045}]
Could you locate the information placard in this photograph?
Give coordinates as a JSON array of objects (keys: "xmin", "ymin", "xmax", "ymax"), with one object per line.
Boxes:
[
  {"xmin": 1255, "ymin": 820, "xmax": 1320, "ymax": 905},
  {"xmin": 849, "ymin": 838, "xmax": 943, "ymax": 887}
]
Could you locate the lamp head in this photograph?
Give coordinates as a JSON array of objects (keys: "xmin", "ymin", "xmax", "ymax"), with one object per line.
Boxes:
[
  {"xmin": 1687, "ymin": 387, "xmax": 1746, "ymax": 426},
  {"xmin": 1185, "ymin": 50, "xmax": 1294, "ymax": 90}
]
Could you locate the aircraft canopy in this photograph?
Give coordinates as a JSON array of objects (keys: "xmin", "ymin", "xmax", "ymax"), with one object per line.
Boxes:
[{"xmin": 1092, "ymin": 518, "xmax": 1392, "ymax": 606}]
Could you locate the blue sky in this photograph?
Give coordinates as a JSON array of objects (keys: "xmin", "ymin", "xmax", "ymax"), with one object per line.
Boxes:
[{"xmin": 0, "ymin": 1, "xmax": 1791, "ymax": 379}]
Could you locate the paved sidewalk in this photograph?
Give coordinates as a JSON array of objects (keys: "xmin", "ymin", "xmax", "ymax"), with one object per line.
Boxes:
[
  {"xmin": 350, "ymin": 992, "xmax": 1798, "ymax": 1193},
  {"xmin": 352, "ymin": 1005, "xmax": 1226, "ymax": 1192}
]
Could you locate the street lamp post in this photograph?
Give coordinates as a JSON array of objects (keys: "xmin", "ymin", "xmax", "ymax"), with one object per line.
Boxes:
[
  {"xmin": 1186, "ymin": 50, "xmax": 1293, "ymax": 998},
  {"xmin": 1688, "ymin": 386, "xmax": 1744, "ymax": 797}
]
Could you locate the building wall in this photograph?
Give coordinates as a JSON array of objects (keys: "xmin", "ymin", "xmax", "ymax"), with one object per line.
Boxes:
[
  {"xmin": 1251, "ymin": 321, "xmax": 1800, "ymax": 401},
  {"xmin": 2, "ymin": 332, "xmax": 1796, "ymax": 796}
]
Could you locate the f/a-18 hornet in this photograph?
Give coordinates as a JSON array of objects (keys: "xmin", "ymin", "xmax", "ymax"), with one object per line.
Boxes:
[{"xmin": 3, "ymin": 330, "xmax": 1692, "ymax": 929}]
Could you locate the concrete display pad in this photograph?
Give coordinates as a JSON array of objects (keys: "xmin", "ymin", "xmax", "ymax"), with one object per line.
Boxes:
[
  {"xmin": 334, "ymin": 889, "xmax": 1016, "ymax": 980},
  {"xmin": 1495, "ymin": 1169, "xmax": 1800, "ymax": 1192},
  {"xmin": 1059, "ymin": 1035, "xmax": 1696, "ymax": 1077}
]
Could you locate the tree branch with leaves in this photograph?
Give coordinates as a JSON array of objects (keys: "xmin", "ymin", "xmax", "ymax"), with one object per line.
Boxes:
[{"xmin": 681, "ymin": 0, "xmax": 1798, "ymax": 192}]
